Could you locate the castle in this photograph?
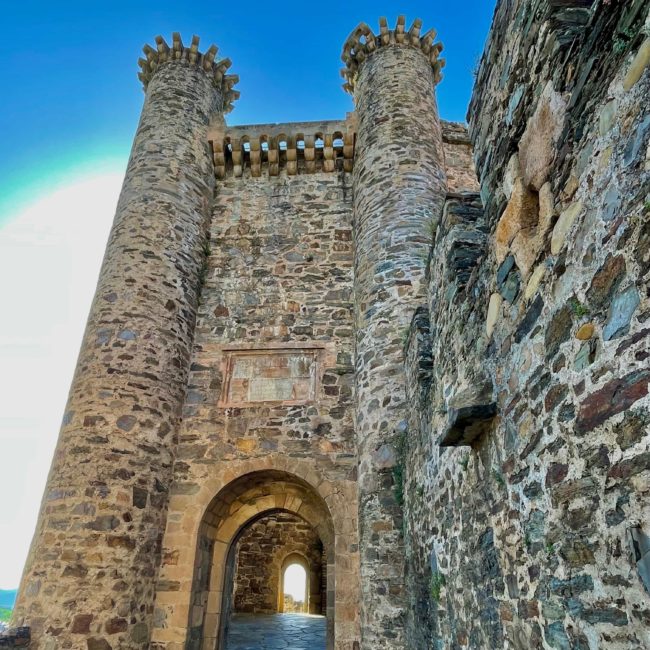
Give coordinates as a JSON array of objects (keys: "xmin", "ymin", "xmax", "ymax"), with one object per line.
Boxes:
[{"xmin": 6, "ymin": 1, "xmax": 650, "ymax": 648}]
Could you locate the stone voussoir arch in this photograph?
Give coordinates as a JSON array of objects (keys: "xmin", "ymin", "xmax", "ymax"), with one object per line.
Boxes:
[
  {"xmin": 152, "ymin": 454, "xmax": 358, "ymax": 649},
  {"xmin": 193, "ymin": 469, "xmax": 334, "ymax": 648}
]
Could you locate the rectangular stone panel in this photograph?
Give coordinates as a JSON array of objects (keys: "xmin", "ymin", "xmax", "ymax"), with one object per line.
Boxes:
[{"xmin": 220, "ymin": 348, "xmax": 320, "ymax": 407}]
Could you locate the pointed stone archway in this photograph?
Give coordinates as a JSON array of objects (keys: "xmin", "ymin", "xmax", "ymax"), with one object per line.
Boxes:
[
  {"xmin": 192, "ymin": 471, "xmax": 332, "ymax": 648},
  {"xmin": 207, "ymin": 474, "xmax": 333, "ymax": 646},
  {"xmin": 227, "ymin": 511, "xmax": 324, "ymax": 617},
  {"xmin": 150, "ymin": 456, "xmax": 360, "ymax": 650}
]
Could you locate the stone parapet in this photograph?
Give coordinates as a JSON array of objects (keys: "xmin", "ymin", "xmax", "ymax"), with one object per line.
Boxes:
[
  {"xmin": 207, "ymin": 117, "xmax": 475, "ymax": 182},
  {"xmin": 209, "ymin": 118, "xmax": 356, "ymax": 178},
  {"xmin": 138, "ymin": 33, "xmax": 240, "ymax": 112},
  {"xmin": 341, "ymin": 16, "xmax": 444, "ymax": 94}
]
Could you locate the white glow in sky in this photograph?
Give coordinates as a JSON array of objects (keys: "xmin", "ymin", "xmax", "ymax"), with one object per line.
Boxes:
[
  {"xmin": 284, "ymin": 563, "xmax": 307, "ymax": 603},
  {"xmin": 0, "ymin": 172, "xmax": 123, "ymax": 589}
]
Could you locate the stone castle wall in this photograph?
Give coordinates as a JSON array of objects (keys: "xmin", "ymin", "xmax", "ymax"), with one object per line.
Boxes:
[
  {"xmin": 402, "ymin": 2, "xmax": 650, "ymax": 649},
  {"xmin": 177, "ymin": 170, "xmax": 357, "ymax": 473},
  {"xmin": 151, "ymin": 168, "xmax": 362, "ymax": 649},
  {"xmin": 232, "ymin": 512, "xmax": 324, "ymax": 614},
  {"xmin": 8, "ymin": 6, "xmax": 650, "ymax": 650}
]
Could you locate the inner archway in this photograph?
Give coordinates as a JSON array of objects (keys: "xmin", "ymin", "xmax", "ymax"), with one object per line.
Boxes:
[
  {"xmin": 229, "ymin": 513, "xmax": 324, "ymax": 617},
  {"xmin": 281, "ymin": 561, "xmax": 308, "ymax": 613},
  {"xmin": 185, "ymin": 470, "xmax": 334, "ymax": 650}
]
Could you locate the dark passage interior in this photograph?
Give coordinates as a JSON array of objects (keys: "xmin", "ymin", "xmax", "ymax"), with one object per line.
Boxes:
[
  {"xmin": 232, "ymin": 511, "xmax": 325, "ymax": 615},
  {"xmin": 224, "ymin": 511, "xmax": 327, "ymax": 649}
]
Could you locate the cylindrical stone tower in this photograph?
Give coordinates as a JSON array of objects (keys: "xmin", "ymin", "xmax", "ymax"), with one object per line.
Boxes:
[
  {"xmin": 12, "ymin": 34, "xmax": 238, "ymax": 649},
  {"xmin": 342, "ymin": 17, "xmax": 447, "ymax": 649}
]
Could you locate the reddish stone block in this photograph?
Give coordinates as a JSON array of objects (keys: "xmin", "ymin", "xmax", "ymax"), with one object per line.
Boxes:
[
  {"xmin": 545, "ymin": 463, "xmax": 569, "ymax": 487},
  {"xmin": 71, "ymin": 615, "xmax": 93, "ymax": 634},
  {"xmin": 608, "ymin": 452, "xmax": 650, "ymax": 481},
  {"xmin": 576, "ymin": 370, "xmax": 650, "ymax": 434},
  {"xmin": 104, "ymin": 618, "xmax": 128, "ymax": 635}
]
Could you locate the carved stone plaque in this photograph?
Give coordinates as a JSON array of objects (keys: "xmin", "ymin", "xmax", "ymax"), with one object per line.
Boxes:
[{"xmin": 220, "ymin": 348, "xmax": 320, "ymax": 407}]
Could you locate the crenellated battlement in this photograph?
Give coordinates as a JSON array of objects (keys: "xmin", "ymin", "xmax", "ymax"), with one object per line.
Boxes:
[
  {"xmin": 341, "ymin": 16, "xmax": 445, "ymax": 94},
  {"xmin": 209, "ymin": 119, "xmax": 356, "ymax": 178},
  {"xmin": 138, "ymin": 33, "xmax": 240, "ymax": 112}
]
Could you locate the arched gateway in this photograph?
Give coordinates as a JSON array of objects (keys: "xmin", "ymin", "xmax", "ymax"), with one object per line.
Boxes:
[
  {"xmin": 189, "ymin": 471, "xmax": 333, "ymax": 647},
  {"xmin": 278, "ymin": 553, "xmax": 316, "ymax": 614},
  {"xmin": 150, "ymin": 459, "xmax": 359, "ymax": 649}
]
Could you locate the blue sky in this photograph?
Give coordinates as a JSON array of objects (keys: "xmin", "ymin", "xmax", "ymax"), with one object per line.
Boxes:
[
  {"xmin": 0, "ymin": 0, "xmax": 496, "ymax": 590},
  {"xmin": 0, "ymin": 0, "xmax": 495, "ymax": 222}
]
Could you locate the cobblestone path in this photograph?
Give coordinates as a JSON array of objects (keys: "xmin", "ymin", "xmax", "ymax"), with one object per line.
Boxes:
[{"xmin": 225, "ymin": 613, "xmax": 326, "ymax": 650}]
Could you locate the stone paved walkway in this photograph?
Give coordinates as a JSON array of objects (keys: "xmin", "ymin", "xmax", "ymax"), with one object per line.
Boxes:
[{"xmin": 225, "ymin": 613, "xmax": 326, "ymax": 650}]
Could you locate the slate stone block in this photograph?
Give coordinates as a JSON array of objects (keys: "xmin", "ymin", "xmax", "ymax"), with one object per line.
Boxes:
[
  {"xmin": 603, "ymin": 286, "xmax": 640, "ymax": 340},
  {"xmin": 576, "ymin": 370, "xmax": 650, "ymax": 434}
]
